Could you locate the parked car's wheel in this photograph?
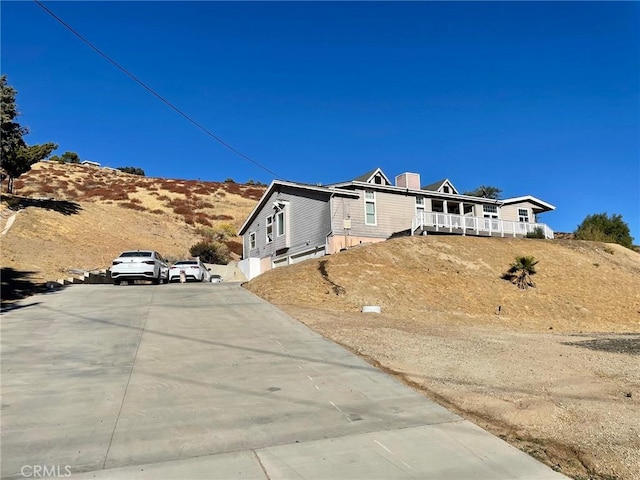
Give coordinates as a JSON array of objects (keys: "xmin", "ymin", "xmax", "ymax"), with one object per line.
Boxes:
[
  {"xmin": 113, "ymin": 279, "xmax": 121, "ymax": 286},
  {"xmin": 152, "ymin": 271, "xmax": 161, "ymax": 285}
]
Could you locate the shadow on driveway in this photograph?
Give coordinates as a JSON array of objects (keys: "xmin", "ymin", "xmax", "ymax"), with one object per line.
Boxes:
[{"xmin": 0, "ymin": 267, "xmax": 59, "ymax": 311}]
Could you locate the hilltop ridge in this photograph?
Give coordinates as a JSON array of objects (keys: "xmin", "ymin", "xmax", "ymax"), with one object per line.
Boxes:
[{"xmin": 1, "ymin": 161, "xmax": 266, "ymax": 283}]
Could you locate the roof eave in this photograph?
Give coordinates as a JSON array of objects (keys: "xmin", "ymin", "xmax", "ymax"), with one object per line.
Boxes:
[
  {"xmin": 501, "ymin": 195, "xmax": 556, "ymax": 211},
  {"xmin": 238, "ymin": 180, "xmax": 359, "ymax": 235}
]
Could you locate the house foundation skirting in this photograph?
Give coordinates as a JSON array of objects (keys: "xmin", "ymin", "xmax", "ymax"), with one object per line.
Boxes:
[{"xmin": 326, "ymin": 235, "xmax": 386, "ymax": 254}]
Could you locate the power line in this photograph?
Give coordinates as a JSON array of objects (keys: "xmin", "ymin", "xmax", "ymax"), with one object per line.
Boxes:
[{"xmin": 33, "ymin": 0, "xmax": 283, "ymax": 180}]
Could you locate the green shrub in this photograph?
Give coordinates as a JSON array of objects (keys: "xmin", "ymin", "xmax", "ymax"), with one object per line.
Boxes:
[
  {"xmin": 116, "ymin": 166, "xmax": 145, "ymax": 176},
  {"xmin": 502, "ymin": 255, "xmax": 538, "ymax": 289},
  {"xmin": 189, "ymin": 241, "xmax": 230, "ymax": 264},
  {"xmin": 525, "ymin": 227, "xmax": 546, "ymax": 239},
  {"xmin": 195, "ymin": 224, "xmax": 236, "ymax": 242},
  {"xmin": 575, "ymin": 213, "xmax": 633, "ymax": 249}
]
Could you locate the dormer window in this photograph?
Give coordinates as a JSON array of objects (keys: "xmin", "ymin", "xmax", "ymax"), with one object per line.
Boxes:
[
  {"xmin": 443, "ymin": 186, "xmax": 450, "ymax": 193},
  {"xmin": 357, "ymin": 168, "xmax": 391, "ymax": 186}
]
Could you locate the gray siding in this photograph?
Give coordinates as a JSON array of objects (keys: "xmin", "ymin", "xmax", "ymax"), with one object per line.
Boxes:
[
  {"xmin": 243, "ymin": 186, "xmax": 331, "ymax": 260},
  {"xmin": 333, "ymin": 189, "xmax": 416, "ymax": 238}
]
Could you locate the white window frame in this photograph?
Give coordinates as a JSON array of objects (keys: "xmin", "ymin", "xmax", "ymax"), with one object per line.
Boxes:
[
  {"xmin": 415, "ymin": 196, "xmax": 425, "ymax": 214},
  {"xmin": 249, "ymin": 232, "xmax": 256, "ymax": 250},
  {"xmin": 483, "ymin": 204, "xmax": 498, "ymax": 219},
  {"xmin": 518, "ymin": 208, "xmax": 530, "ymax": 223},
  {"xmin": 276, "ymin": 210, "xmax": 285, "ymax": 237},
  {"xmin": 266, "ymin": 215, "xmax": 274, "ymax": 243},
  {"xmin": 364, "ymin": 190, "xmax": 377, "ymax": 226}
]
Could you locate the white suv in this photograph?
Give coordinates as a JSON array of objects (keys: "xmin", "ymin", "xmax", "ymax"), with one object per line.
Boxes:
[{"xmin": 111, "ymin": 250, "xmax": 169, "ymax": 285}]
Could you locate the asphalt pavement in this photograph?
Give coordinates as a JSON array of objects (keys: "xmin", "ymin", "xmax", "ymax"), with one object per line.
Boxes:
[{"xmin": 0, "ymin": 282, "xmax": 566, "ymax": 479}]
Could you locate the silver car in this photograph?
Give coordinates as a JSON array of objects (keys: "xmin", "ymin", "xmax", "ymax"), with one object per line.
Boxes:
[
  {"xmin": 168, "ymin": 259, "xmax": 211, "ymax": 283},
  {"xmin": 111, "ymin": 250, "xmax": 169, "ymax": 285}
]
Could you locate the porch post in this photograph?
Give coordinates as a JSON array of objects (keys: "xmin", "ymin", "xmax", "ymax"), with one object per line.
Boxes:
[{"xmin": 443, "ymin": 201, "xmax": 452, "ymax": 232}]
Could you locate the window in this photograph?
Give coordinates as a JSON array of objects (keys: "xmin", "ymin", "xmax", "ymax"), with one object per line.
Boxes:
[
  {"xmin": 443, "ymin": 186, "xmax": 450, "ymax": 194},
  {"xmin": 518, "ymin": 208, "xmax": 530, "ymax": 223},
  {"xmin": 266, "ymin": 215, "xmax": 273, "ymax": 243},
  {"xmin": 365, "ymin": 190, "xmax": 376, "ymax": 225},
  {"xmin": 483, "ymin": 204, "xmax": 498, "ymax": 219},
  {"xmin": 249, "ymin": 232, "xmax": 256, "ymax": 250},
  {"xmin": 416, "ymin": 196, "xmax": 425, "ymax": 214},
  {"xmin": 276, "ymin": 210, "xmax": 285, "ymax": 236}
]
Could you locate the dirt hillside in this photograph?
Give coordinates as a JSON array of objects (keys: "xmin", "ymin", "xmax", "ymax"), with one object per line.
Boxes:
[
  {"xmin": 246, "ymin": 236, "xmax": 640, "ymax": 480},
  {"xmin": 1, "ymin": 161, "xmax": 265, "ymax": 283},
  {"xmin": 247, "ymin": 235, "xmax": 640, "ymax": 333}
]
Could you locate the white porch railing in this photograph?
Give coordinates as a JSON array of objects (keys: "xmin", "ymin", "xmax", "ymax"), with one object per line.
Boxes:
[{"xmin": 411, "ymin": 212, "xmax": 554, "ymax": 239}]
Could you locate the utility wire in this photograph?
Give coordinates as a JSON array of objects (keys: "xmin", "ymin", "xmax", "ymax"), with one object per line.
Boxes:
[{"xmin": 33, "ymin": 0, "xmax": 283, "ymax": 180}]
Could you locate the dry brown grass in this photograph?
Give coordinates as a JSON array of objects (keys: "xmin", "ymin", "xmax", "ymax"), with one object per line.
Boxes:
[
  {"xmin": 2, "ymin": 161, "xmax": 265, "ymax": 282},
  {"xmin": 12, "ymin": 162, "xmax": 263, "ymax": 231},
  {"xmin": 248, "ymin": 235, "xmax": 640, "ymax": 333},
  {"xmin": 246, "ymin": 236, "xmax": 640, "ymax": 480}
]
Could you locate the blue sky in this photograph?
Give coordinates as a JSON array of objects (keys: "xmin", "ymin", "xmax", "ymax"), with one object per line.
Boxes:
[{"xmin": 2, "ymin": 1, "xmax": 639, "ymax": 240}]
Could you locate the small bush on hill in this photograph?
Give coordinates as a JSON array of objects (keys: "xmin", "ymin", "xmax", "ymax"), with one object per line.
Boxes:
[
  {"xmin": 116, "ymin": 166, "xmax": 145, "ymax": 176},
  {"xmin": 224, "ymin": 239, "xmax": 243, "ymax": 256},
  {"xmin": 196, "ymin": 223, "xmax": 236, "ymax": 242},
  {"xmin": 575, "ymin": 213, "xmax": 633, "ymax": 249},
  {"xmin": 502, "ymin": 255, "xmax": 538, "ymax": 290},
  {"xmin": 119, "ymin": 202, "xmax": 147, "ymax": 211},
  {"xmin": 194, "ymin": 212, "xmax": 213, "ymax": 227},
  {"xmin": 526, "ymin": 227, "xmax": 546, "ymax": 239},
  {"xmin": 50, "ymin": 151, "xmax": 81, "ymax": 164},
  {"xmin": 190, "ymin": 241, "xmax": 230, "ymax": 264},
  {"xmin": 243, "ymin": 187, "xmax": 265, "ymax": 200}
]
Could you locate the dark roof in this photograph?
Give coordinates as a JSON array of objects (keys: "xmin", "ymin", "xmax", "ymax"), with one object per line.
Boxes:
[
  {"xmin": 421, "ymin": 179, "xmax": 447, "ymax": 191},
  {"xmin": 238, "ymin": 180, "xmax": 359, "ymax": 235},
  {"xmin": 352, "ymin": 168, "xmax": 380, "ymax": 183}
]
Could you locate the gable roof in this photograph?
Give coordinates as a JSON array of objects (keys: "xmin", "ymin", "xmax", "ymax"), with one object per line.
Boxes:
[
  {"xmin": 421, "ymin": 178, "xmax": 458, "ymax": 194},
  {"xmin": 501, "ymin": 195, "xmax": 555, "ymax": 212},
  {"xmin": 238, "ymin": 180, "xmax": 359, "ymax": 235},
  {"xmin": 352, "ymin": 167, "xmax": 391, "ymax": 185}
]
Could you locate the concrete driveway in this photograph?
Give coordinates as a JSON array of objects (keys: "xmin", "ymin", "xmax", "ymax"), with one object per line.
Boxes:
[{"xmin": 1, "ymin": 283, "xmax": 565, "ymax": 479}]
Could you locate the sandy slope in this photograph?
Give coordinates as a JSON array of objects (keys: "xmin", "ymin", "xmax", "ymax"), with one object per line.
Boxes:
[
  {"xmin": 1, "ymin": 203, "xmax": 197, "ymax": 282},
  {"xmin": 1, "ymin": 161, "xmax": 264, "ymax": 283},
  {"xmin": 247, "ymin": 236, "xmax": 640, "ymax": 480}
]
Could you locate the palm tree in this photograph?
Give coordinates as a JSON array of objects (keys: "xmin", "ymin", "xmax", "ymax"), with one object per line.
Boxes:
[
  {"xmin": 505, "ymin": 256, "xmax": 538, "ymax": 289},
  {"xmin": 463, "ymin": 185, "xmax": 502, "ymax": 199}
]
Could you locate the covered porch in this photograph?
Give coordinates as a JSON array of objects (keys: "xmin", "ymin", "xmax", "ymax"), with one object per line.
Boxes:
[{"xmin": 411, "ymin": 211, "xmax": 554, "ymax": 239}]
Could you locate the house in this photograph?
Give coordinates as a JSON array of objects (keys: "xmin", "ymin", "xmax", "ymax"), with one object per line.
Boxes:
[
  {"xmin": 80, "ymin": 160, "xmax": 101, "ymax": 167},
  {"xmin": 238, "ymin": 168, "xmax": 555, "ymax": 280}
]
